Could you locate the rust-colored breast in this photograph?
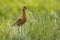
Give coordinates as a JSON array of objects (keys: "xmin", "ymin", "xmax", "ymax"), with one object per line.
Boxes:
[
  {"xmin": 21, "ymin": 16, "xmax": 26, "ymax": 25},
  {"xmin": 15, "ymin": 16, "xmax": 26, "ymax": 26}
]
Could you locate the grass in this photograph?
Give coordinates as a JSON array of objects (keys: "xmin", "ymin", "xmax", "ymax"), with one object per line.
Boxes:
[{"xmin": 0, "ymin": 0, "xmax": 60, "ymax": 40}]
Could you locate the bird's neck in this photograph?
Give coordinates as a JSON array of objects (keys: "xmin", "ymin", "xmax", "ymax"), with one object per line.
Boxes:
[{"xmin": 22, "ymin": 9, "xmax": 26, "ymax": 17}]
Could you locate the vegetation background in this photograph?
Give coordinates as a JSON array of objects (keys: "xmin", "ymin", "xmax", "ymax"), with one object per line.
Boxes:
[{"xmin": 0, "ymin": 0, "xmax": 60, "ymax": 40}]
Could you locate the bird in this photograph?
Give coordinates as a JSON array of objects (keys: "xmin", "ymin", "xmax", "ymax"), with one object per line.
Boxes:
[
  {"xmin": 12, "ymin": 6, "xmax": 27, "ymax": 26},
  {"xmin": 12, "ymin": 6, "xmax": 27, "ymax": 40}
]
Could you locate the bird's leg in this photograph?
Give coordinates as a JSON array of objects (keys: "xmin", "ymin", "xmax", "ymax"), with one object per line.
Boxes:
[
  {"xmin": 21, "ymin": 27, "xmax": 22, "ymax": 37},
  {"xmin": 18, "ymin": 26, "xmax": 20, "ymax": 40},
  {"xmin": 20, "ymin": 26, "xmax": 24, "ymax": 40},
  {"xmin": 18, "ymin": 26, "xmax": 24, "ymax": 40},
  {"xmin": 20, "ymin": 26, "xmax": 23, "ymax": 40}
]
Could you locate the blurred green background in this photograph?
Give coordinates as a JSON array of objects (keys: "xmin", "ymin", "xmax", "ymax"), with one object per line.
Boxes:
[{"xmin": 0, "ymin": 0, "xmax": 60, "ymax": 40}]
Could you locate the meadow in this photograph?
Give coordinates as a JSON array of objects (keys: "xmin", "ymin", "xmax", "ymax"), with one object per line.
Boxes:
[{"xmin": 0, "ymin": 0, "xmax": 60, "ymax": 40}]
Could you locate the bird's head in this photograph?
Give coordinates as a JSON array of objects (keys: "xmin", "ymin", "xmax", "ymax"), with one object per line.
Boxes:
[{"xmin": 23, "ymin": 6, "xmax": 27, "ymax": 11}]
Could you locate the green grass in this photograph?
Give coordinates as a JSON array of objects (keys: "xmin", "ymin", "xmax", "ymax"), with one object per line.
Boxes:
[{"xmin": 0, "ymin": 0, "xmax": 60, "ymax": 40}]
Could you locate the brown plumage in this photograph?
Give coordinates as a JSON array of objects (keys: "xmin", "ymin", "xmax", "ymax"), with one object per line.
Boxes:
[{"xmin": 12, "ymin": 6, "xmax": 27, "ymax": 26}]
